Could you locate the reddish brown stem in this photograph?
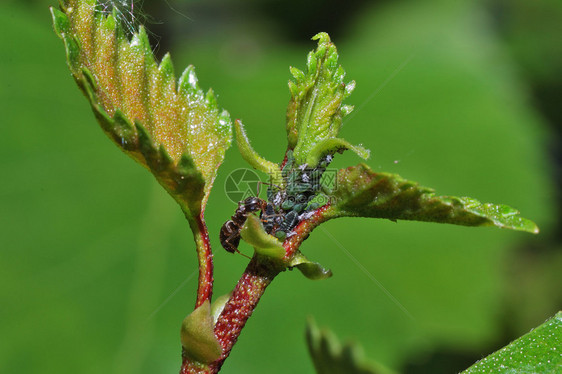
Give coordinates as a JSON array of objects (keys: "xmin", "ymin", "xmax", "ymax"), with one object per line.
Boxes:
[
  {"xmin": 179, "ymin": 214, "xmax": 215, "ymax": 374},
  {"xmin": 180, "ymin": 205, "xmax": 333, "ymax": 373},
  {"xmin": 210, "ymin": 256, "xmax": 283, "ymax": 371},
  {"xmin": 192, "ymin": 214, "xmax": 214, "ymax": 309},
  {"xmin": 181, "ymin": 255, "xmax": 282, "ymax": 373}
]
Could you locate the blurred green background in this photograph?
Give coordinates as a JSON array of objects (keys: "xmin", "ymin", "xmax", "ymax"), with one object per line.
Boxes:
[{"xmin": 1, "ymin": 0, "xmax": 560, "ymax": 373}]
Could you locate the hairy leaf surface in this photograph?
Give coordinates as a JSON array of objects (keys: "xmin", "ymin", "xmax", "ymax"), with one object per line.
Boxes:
[
  {"xmin": 51, "ymin": 0, "xmax": 232, "ymax": 218},
  {"xmin": 463, "ymin": 311, "xmax": 561, "ymax": 373},
  {"xmin": 287, "ymin": 33, "xmax": 368, "ymax": 167},
  {"xmin": 328, "ymin": 164, "xmax": 538, "ymax": 233}
]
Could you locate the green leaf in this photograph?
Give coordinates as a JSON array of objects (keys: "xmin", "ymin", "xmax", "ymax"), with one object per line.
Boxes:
[
  {"xmin": 306, "ymin": 318, "xmax": 396, "ymax": 374},
  {"xmin": 50, "ymin": 0, "xmax": 232, "ymax": 219},
  {"xmin": 289, "ymin": 252, "xmax": 333, "ymax": 280},
  {"xmin": 180, "ymin": 300, "xmax": 222, "ymax": 364},
  {"xmin": 306, "ymin": 138, "xmax": 370, "ymax": 168},
  {"xmin": 240, "ymin": 214, "xmax": 286, "ymax": 259},
  {"xmin": 328, "ymin": 164, "xmax": 539, "ymax": 233},
  {"xmin": 462, "ymin": 311, "xmax": 562, "ymax": 373},
  {"xmin": 234, "ymin": 119, "xmax": 282, "ymax": 186},
  {"xmin": 287, "ymin": 32, "xmax": 368, "ymax": 167}
]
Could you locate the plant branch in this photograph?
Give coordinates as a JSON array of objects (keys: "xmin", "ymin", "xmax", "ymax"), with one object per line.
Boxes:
[
  {"xmin": 190, "ymin": 213, "xmax": 214, "ymax": 309},
  {"xmin": 180, "ymin": 255, "xmax": 282, "ymax": 373},
  {"xmin": 180, "ymin": 204, "xmax": 334, "ymax": 373},
  {"xmin": 210, "ymin": 255, "xmax": 284, "ymax": 372}
]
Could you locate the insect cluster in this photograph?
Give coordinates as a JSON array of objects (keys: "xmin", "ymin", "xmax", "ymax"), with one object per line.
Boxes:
[{"xmin": 220, "ymin": 150, "xmax": 335, "ymax": 255}]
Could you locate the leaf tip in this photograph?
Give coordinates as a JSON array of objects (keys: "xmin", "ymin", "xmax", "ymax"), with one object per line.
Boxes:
[
  {"xmin": 205, "ymin": 88, "xmax": 218, "ymax": 108},
  {"xmin": 312, "ymin": 32, "xmax": 331, "ymax": 45},
  {"xmin": 290, "ymin": 252, "xmax": 333, "ymax": 280},
  {"xmin": 217, "ymin": 110, "xmax": 233, "ymax": 138},
  {"xmin": 159, "ymin": 53, "xmax": 175, "ymax": 81},
  {"xmin": 137, "ymin": 26, "xmax": 152, "ymax": 53},
  {"xmin": 290, "ymin": 66, "xmax": 306, "ymax": 82},
  {"xmin": 526, "ymin": 220, "xmax": 540, "ymax": 234},
  {"xmin": 50, "ymin": 6, "xmax": 69, "ymax": 36},
  {"xmin": 178, "ymin": 65, "xmax": 200, "ymax": 94}
]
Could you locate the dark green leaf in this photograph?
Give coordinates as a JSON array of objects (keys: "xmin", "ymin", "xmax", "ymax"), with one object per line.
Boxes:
[
  {"xmin": 306, "ymin": 318, "xmax": 396, "ymax": 374},
  {"xmin": 462, "ymin": 311, "xmax": 561, "ymax": 373},
  {"xmin": 328, "ymin": 164, "xmax": 538, "ymax": 233}
]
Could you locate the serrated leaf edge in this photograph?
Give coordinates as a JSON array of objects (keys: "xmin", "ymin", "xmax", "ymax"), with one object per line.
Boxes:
[{"xmin": 330, "ymin": 164, "xmax": 539, "ymax": 234}]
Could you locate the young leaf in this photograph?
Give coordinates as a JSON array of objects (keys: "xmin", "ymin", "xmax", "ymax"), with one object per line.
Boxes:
[
  {"xmin": 306, "ymin": 318, "xmax": 396, "ymax": 374},
  {"xmin": 462, "ymin": 311, "xmax": 561, "ymax": 373},
  {"xmin": 234, "ymin": 119, "xmax": 282, "ymax": 186},
  {"xmin": 50, "ymin": 0, "xmax": 232, "ymax": 219},
  {"xmin": 180, "ymin": 300, "xmax": 222, "ymax": 364},
  {"xmin": 240, "ymin": 214, "xmax": 285, "ymax": 259},
  {"xmin": 306, "ymin": 138, "xmax": 370, "ymax": 168},
  {"xmin": 327, "ymin": 164, "xmax": 538, "ymax": 233},
  {"xmin": 287, "ymin": 33, "xmax": 369, "ymax": 167},
  {"xmin": 289, "ymin": 251, "xmax": 333, "ymax": 280}
]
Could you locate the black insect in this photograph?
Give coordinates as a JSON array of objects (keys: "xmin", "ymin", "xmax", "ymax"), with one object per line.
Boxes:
[
  {"xmin": 220, "ymin": 196, "xmax": 267, "ymax": 255},
  {"xmin": 279, "ymin": 210, "xmax": 299, "ymax": 233},
  {"xmin": 261, "ymin": 202, "xmax": 283, "ymax": 234}
]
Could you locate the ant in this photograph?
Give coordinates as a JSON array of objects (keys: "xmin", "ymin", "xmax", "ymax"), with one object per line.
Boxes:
[
  {"xmin": 220, "ymin": 183, "xmax": 286, "ymax": 257},
  {"xmin": 220, "ymin": 196, "xmax": 267, "ymax": 258}
]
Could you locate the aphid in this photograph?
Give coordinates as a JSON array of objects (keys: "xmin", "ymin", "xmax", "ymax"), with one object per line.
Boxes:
[
  {"xmin": 281, "ymin": 198, "xmax": 295, "ymax": 211},
  {"xmin": 293, "ymin": 203, "xmax": 306, "ymax": 213},
  {"xmin": 261, "ymin": 203, "xmax": 283, "ymax": 233},
  {"xmin": 279, "ymin": 210, "xmax": 299, "ymax": 233},
  {"xmin": 220, "ymin": 196, "xmax": 267, "ymax": 256}
]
